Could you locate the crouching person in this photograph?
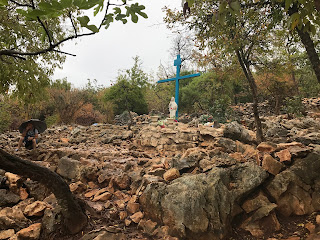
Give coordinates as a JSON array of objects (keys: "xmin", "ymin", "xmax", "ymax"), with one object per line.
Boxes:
[{"xmin": 16, "ymin": 123, "xmax": 39, "ymax": 151}]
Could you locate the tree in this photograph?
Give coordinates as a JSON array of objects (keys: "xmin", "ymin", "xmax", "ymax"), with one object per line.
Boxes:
[
  {"xmin": 181, "ymin": 0, "xmax": 320, "ymax": 83},
  {"xmin": 105, "ymin": 56, "xmax": 149, "ymax": 117},
  {"xmin": 0, "ymin": 0, "xmax": 148, "ymax": 234},
  {"xmin": 165, "ymin": 0, "xmax": 276, "ymax": 142},
  {"xmin": 0, "ymin": 0, "xmax": 147, "ymax": 97}
]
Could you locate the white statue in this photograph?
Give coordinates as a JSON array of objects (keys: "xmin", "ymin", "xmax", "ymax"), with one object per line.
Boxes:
[{"xmin": 169, "ymin": 97, "xmax": 178, "ymax": 118}]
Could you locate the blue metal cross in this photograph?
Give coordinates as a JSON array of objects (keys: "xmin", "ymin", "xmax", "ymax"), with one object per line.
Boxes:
[{"xmin": 157, "ymin": 55, "xmax": 200, "ymax": 118}]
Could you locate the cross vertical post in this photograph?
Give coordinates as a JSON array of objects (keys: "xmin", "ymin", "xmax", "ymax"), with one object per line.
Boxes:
[{"xmin": 157, "ymin": 55, "xmax": 200, "ymax": 119}]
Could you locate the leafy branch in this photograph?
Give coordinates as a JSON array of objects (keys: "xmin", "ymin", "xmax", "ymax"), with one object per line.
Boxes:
[{"xmin": 0, "ymin": 0, "xmax": 148, "ymax": 59}]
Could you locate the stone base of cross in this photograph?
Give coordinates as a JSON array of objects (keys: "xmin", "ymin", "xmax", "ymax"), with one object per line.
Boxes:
[{"xmin": 157, "ymin": 55, "xmax": 200, "ymax": 119}]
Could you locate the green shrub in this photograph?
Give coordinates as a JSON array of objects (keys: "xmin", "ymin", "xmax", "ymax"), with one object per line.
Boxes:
[
  {"xmin": 45, "ymin": 114, "xmax": 60, "ymax": 127},
  {"xmin": 209, "ymin": 97, "xmax": 234, "ymax": 123},
  {"xmin": 284, "ymin": 96, "xmax": 305, "ymax": 117}
]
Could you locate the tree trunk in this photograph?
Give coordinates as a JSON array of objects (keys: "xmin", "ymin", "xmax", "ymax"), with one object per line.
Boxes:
[
  {"xmin": 235, "ymin": 50, "xmax": 264, "ymax": 143},
  {"xmin": 288, "ymin": 4, "xmax": 320, "ymax": 83},
  {"xmin": 296, "ymin": 28, "xmax": 320, "ymax": 83},
  {"xmin": 0, "ymin": 149, "xmax": 87, "ymax": 234}
]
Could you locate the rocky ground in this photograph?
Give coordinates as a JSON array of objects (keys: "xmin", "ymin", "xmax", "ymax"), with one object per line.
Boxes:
[{"xmin": 0, "ymin": 100, "xmax": 320, "ymax": 240}]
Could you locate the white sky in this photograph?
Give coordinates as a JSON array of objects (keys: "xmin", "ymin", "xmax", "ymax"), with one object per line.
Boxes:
[{"xmin": 53, "ymin": 0, "xmax": 182, "ymax": 88}]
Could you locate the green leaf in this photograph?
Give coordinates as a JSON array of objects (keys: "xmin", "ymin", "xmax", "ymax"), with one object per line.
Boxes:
[
  {"xmin": 86, "ymin": 24, "xmax": 99, "ymax": 33},
  {"xmin": 114, "ymin": 7, "xmax": 121, "ymax": 14},
  {"xmin": 230, "ymin": 1, "xmax": 240, "ymax": 13},
  {"xmin": 0, "ymin": 0, "xmax": 8, "ymax": 6},
  {"xmin": 16, "ymin": 9, "xmax": 28, "ymax": 17},
  {"xmin": 131, "ymin": 13, "xmax": 138, "ymax": 23},
  {"xmin": 219, "ymin": 1, "xmax": 228, "ymax": 12},
  {"xmin": 115, "ymin": 13, "xmax": 126, "ymax": 21},
  {"xmin": 121, "ymin": 19, "xmax": 128, "ymax": 24},
  {"xmin": 27, "ymin": 9, "xmax": 48, "ymax": 18},
  {"xmin": 137, "ymin": 11, "xmax": 148, "ymax": 19},
  {"xmin": 60, "ymin": 0, "xmax": 73, "ymax": 8},
  {"xmin": 38, "ymin": 2, "xmax": 52, "ymax": 10},
  {"xmin": 94, "ymin": 4, "xmax": 104, "ymax": 16},
  {"xmin": 285, "ymin": 0, "xmax": 293, "ymax": 11},
  {"xmin": 102, "ymin": 13, "xmax": 114, "ymax": 29},
  {"xmin": 290, "ymin": 12, "xmax": 300, "ymax": 30},
  {"xmin": 77, "ymin": 16, "xmax": 90, "ymax": 27}
]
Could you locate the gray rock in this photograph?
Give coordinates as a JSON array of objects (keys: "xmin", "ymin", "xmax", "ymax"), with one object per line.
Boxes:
[
  {"xmin": 56, "ymin": 156, "xmax": 81, "ymax": 180},
  {"xmin": 0, "ymin": 189, "xmax": 20, "ymax": 207},
  {"xmin": 24, "ymin": 179, "xmax": 50, "ymax": 201},
  {"xmin": 223, "ymin": 121, "xmax": 254, "ymax": 144},
  {"xmin": 140, "ymin": 162, "xmax": 268, "ymax": 239},
  {"xmin": 265, "ymin": 122, "xmax": 288, "ymax": 138},
  {"xmin": 216, "ymin": 138, "xmax": 237, "ymax": 152},
  {"xmin": 171, "ymin": 151, "xmax": 207, "ymax": 171}
]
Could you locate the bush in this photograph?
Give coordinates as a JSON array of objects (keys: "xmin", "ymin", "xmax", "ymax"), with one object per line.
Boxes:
[
  {"xmin": 209, "ymin": 97, "xmax": 234, "ymax": 123},
  {"xmin": 45, "ymin": 114, "xmax": 60, "ymax": 128},
  {"xmin": 74, "ymin": 103, "xmax": 103, "ymax": 126},
  {"xmin": 284, "ymin": 96, "xmax": 306, "ymax": 117}
]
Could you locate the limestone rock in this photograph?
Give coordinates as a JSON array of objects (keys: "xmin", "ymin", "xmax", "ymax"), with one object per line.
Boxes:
[
  {"xmin": 241, "ymin": 210, "xmax": 280, "ymax": 238},
  {"xmin": 140, "ymin": 162, "xmax": 268, "ymax": 239},
  {"xmin": 93, "ymin": 190, "xmax": 112, "ymax": 202},
  {"xmin": 276, "ymin": 142, "xmax": 305, "ymax": 151},
  {"xmin": 257, "ymin": 142, "xmax": 276, "ymax": 153},
  {"xmin": 262, "ymin": 154, "xmax": 283, "ymax": 175},
  {"xmin": 138, "ymin": 219, "xmax": 157, "ymax": 235},
  {"xmin": 266, "ymin": 153, "xmax": 320, "ymax": 216},
  {"xmin": 41, "ymin": 208, "xmax": 62, "ymax": 236},
  {"xmin": 172, "ymin": 148, "xmax": 207, "ymax": 171},
  {"xmin": 276, "ymin": 149, "xmax": 292, "ymax": 163},
  {"xmin": 16, "ymin": 223, "xmax": 41, "ymax": 240},
  {"xmin": 24, "ymin": 201, "xmax": 48, "ymax": 217},
  {"xmin": 127, "ymin": 202, "xmax": 140, "ymax": 214},
  {"xmin": 4, "ymin": 173, "xmax": 22, "ymax": 194},
  {"xmin": 242, "ymin": 191, "xmax": 274, "ymax": 213},
  {"xmin": 0, "ymin": 206, "xmax": 30, "ymax": 230},
  {"xmin": 130, "ymin": 211, "xmax": 144, "ymax": 223},
  {"xmin": 24, "ymin": 179, "xmax": 50, "ymax": 201},
  {"xmin": 163, "ymin": 168, "xmax": 180, "ymax": 181},
  {"xmin": 0, "ymin": 229, "xmax": 15, "ymax": 240},
  {"xmin": 223, "ymin": 121, "xmax": 255, "ymax": 144},
  {"xmin": 69, "ymin": 181, "xmax": 87, "ymax": 194},
  {"xmin": 57, "ymin": 156, "xmax": 81, "ymax": 180}
]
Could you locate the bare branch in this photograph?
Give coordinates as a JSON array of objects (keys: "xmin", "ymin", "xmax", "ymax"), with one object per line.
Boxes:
[
  {"xmin": 0, "ymin": 32, "xmax": 95, "ymax": 57},
  {"xmin": 53, "ymin": 49, "xmax": 76, "ymax": 57},
  {"xmin": 69, "ymin": 12, "xmax": 78, "ymax": 37},
  {"xmin": 8, "ymin": 0, "xmax": 32, "ymax": 7}
]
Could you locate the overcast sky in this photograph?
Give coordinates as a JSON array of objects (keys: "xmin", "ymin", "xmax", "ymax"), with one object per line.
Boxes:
[{"xmin": 53, "ymin": 0, "xmax": 182, "ymax": 88}]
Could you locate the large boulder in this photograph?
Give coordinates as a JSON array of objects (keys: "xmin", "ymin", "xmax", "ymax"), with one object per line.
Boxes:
[
  {"xmin": 266, "ymin": 153, "xmax": 320, "ymax": 216},
  {"xmin": 140, "ymin": 162, "xmax": 268, "ymax": 239}
]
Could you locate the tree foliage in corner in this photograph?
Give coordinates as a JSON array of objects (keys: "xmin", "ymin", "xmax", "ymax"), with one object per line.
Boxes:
[{"xmin": 0, "ymin": 0, "xmax": 147, "ymax": 98}]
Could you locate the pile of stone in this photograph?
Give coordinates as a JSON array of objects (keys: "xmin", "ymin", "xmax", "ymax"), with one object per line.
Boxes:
[
  {"xmin": 303, "ymin": 97, "xmax": 320, "ymax": 114},
  {"xmin": 232, "ymin": 100, "xmax": 278, "ymax": 119},
  {"xmin": 113, "ymin": 111, "xmax": 139, "ymax": 126},
  {"xmin": 0, "ymin": 117, "xmax": 320, "ymax": 239}
]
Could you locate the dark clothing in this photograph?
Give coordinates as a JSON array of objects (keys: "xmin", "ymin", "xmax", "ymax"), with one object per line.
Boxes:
[{"xmin": 23, "ymin": 128, "xmax": 39, "ymax": 149}]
